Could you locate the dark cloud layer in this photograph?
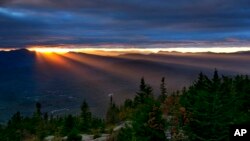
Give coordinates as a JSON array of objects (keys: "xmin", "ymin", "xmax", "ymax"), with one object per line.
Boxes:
[{"xmin": 0, "ymin": 0, "xmax": 250, "ymax": 48}]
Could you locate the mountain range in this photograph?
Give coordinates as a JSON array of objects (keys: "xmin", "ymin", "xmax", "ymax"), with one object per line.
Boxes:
[{"xmin": 0, "ymin": 49, "xmax": 249, "ymax": 123}]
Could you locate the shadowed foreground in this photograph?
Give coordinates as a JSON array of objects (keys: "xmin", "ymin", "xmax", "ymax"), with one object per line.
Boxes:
[{"xmin": 0, "ymin": 71, "xmax": 249, "ymax": 141}]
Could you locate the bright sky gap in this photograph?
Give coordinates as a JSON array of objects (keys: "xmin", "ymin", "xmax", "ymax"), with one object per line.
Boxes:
[{"xmin": 26, "ymin": 47, "xmax": 250, "ymax": 54}]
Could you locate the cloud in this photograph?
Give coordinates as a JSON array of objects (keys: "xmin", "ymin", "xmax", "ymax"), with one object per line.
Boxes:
[{"xmin": 0, "ymin": 0, "xmax": 250, "ymax": 48}]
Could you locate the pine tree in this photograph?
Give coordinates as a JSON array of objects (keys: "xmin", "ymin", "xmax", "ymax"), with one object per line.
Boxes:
[
  {"xmin": 44, "ymin": 112, "xmax": 48, "ymax": 121},
  {"xmin": 158, "ymin": 77, "xmax": 167, "ymax": 103},
  {"xmin": 140, "ymin": 77, "xmax": 146, "ymax": 91},
  {"xmin": 62, "ymin": 115, "xmax": 75, "ymax": 136},
  {"xmin": 34, "ymin": 102, "xmax": 42, "ymax": 119},
  {"xmin": 195, "ymin": 72, "xmax": 210, "ymax": 90},
  {"xmin": 180, "ymin": 71, "xmax": 245, "ymax": 141},
  {"xmin": 147, "ymin": 105, "xmax": 166, "ymax": 141},
  {"xmin": 132, "ymin": 98, "xmax": 166, "ymax": 141},
  {"xmin": 80, "ymin": 100, "xmax": 92, "ymax": 132},
  {"xmin": 134, "ymin": 77, "xmax": 154, "ymax": 105},
  {"xmin": 10, "ymin": 111, "xmax": 22, "ymax": 125},
  {"xmin": 212, "ymin": 69, "xmax": 220, "ymax": 91},
  {"xmin": 106, "ymin": 95, "xmax": 119, "ymax": 125}
]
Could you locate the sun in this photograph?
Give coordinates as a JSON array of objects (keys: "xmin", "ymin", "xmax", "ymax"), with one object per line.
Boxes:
[{"xmin": 28, "ymin": 47, "xmax": 78, "ymax": 54}]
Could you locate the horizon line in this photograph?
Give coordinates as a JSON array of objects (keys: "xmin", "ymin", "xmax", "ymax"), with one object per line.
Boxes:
[{"xmin": 1, "ymin": 47, "xmax": 250, "ymax": 54}]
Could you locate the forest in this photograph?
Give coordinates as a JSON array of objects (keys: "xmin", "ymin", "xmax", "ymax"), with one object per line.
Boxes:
[{"xmin": 0, "ymin": 70, "xmax": 249, "ymax": 141}]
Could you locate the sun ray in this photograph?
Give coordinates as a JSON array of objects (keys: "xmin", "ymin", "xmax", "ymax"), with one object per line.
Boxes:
[
  {"xmin": 34, "ymin": 52, "xmax": 137, "ymax": 102},
  {"xmin": 62, "ymin": 53, "xmax": 144, "ymax": 82}
]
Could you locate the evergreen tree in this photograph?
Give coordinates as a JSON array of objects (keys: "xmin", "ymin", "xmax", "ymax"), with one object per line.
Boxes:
[
  {"xmin": 33, "ymin": 102, "xmax": 42, "ymax": 120},
  {"xmin": 147, "ymin": 105, "xmax": 166, "ymax": 141},
  {"xmin": 180, "ymin": 71, "xmax": 250, "ymax": 141},
  {"xmin": 158, "ymin": 77, "xmax": 167, "ymax": 103},
  {"xmin": 124, "ymin": 99, "xmax": 133, "ymax": 109},
  {"xmin": 3, "ymin": 112, "xmax": 24, "ymax": 141},
  {"xmin": 116, "ymin": 125, "xmax": 133, "ymax": 141},
  {"xmin": 106, "ymin": 94, "xmax": 119, "ymax": 125},
  {"xmin": 132, "ymin": 98, "xmax": 166, "ymax": 141},
  {"xmin": 44, "ymin": 112, "xmax": 48, "ymax": 121},
  {"xmin": 9, "ymin": 112, "xmax": 22, "ymax": 127},
  {"xmin": 194, "ymin": 72, "xmax": 210, "ymax": 90},
  {"xmin": 62, "ymin": 115, "xmax": 75, "ymax": 136},
  {"xmin": 211, "ymin": 69, "xmax": 220, "ymax": 91},
  {"xmin": 67, "ymin": 128, "xmax": 82, "ymax": 141},
  {"xmin": 36, "ymin": 102, "xmax": 42, "ymax": 115},
  {"xmin": 134, "ymin": 77, "xmax": 154, "ymax": 105},
  {"xmin": 212, "ymin": 69, "xmax": 219, "ymax": 83},
  {"xmin": 140, "ymin": 77, "xmax": 146, "ymax": 91},
  {"xmin": 80, "ymin": 100, "xmax": 92, "ymax": 132}
]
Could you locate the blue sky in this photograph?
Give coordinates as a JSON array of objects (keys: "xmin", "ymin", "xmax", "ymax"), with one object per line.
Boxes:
[{"xmin": 0, "ymin": 0, "xmax": 250, "ymax": 48}]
